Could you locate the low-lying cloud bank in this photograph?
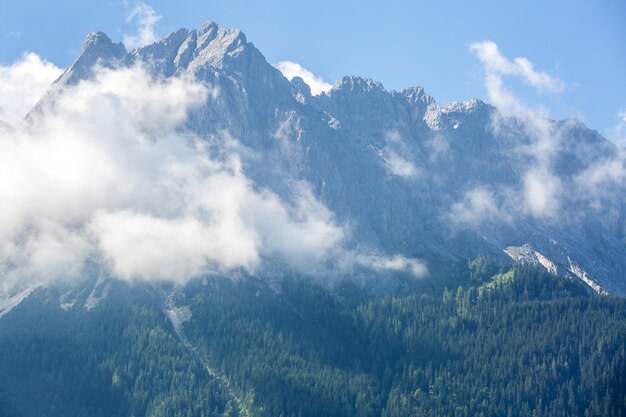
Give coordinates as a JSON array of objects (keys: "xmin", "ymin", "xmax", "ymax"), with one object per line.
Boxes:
[{"xmin": 0, "ymin": 58, "xmax": 425, "ymax": 293}]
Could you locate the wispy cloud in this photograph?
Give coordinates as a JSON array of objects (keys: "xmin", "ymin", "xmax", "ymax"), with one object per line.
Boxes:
[
  {"xmin": 381, "ymin": 131, "xmax": 419, "ymax": 179},
  {"xmin": 450, "ymin": 186, "xmax": 511, "ymax": 226},
  {"xmin": 462, "ymin": 41, "xmax": 568, "ymax": 221},
  {"xmin": 466, "ymin": 42, "xmax": 625, "ymax": 223},
  {"xmin": 470, "ymin": 41, "xmax": 564, "ymax": 114},
  {"xmin": 355, "ymin": 254, "xmax": 427, "ymax": 278},
  {"xmin": 5, "ymin": 31, "xmax": 22, "ymax": 40},
  {"xmin": 275, "ymin": 61, "xmax": 333, "ymax": 96},
  {"xmin": 521, "ymin": 166, "xmax": 562, "ymax": 219},
  {"xmin": 123, "ymin": 2, "xmax": 161, "ymax": 49}
]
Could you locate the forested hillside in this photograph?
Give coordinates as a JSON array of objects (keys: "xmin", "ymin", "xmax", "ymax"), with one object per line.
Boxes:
[
  {"xmin": 0, "ymin": 263, "xmax": 625, "ymax": 417},
  {"xmin": 0, "ymin": 284, "xmax": 235, "ymax": 417}
]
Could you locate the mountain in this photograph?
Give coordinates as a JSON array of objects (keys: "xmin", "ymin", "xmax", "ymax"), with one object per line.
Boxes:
[
  {"xmin": 29, "ymin": 20, "xmax": 626, "ymax": 295},
  {"xmin": 2, "ymin": 20, "xmax": 626, "ymax": 417}
]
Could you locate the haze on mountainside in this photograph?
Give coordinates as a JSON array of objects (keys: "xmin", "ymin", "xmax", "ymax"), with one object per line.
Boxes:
[{"xmin": 0, "ymin": 17, "xmax": 625, "ymax": 307}]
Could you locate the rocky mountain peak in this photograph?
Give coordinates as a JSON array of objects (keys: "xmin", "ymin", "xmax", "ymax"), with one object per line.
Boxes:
[{"xmin": 22, "ymin": 19, "xmax": 626, "ymax": 295}]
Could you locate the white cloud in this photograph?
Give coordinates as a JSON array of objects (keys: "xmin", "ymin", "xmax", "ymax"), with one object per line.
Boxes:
[
  {"xmin": 469, "ymin": 41, "xmax": 563, "ymax": 115},
  {"xmin": 450, "ymin": 186, "xmax": 511, "ymax": 226},
  {"xmin": 123, "ymin": 2, "xmax": 161, "ymax": 49},
  {"xmin": 275, "ymin": 61, "xmax": 332, "ymax": 96},
  {"xmin": 0, "ymin": 53, "xmax": 62, "ymax": 125},
  {"xmin": 516, "ymin": 116, "xmax": 565, "ymax": 220},
  {"xmin": 522, "ymin": 168, "xmax": 562, "ymax": 219},
  {"xmin": 382, "ymin": 131, "xmax": 419, "ymax": 179},
  {"xmin": 386, "ymin": 153, "xmax": 418, "ymax": 178},
  {"xmin": 574, "ymin": 148, "xmax": 626, "ymax": 210},
  {"xmin": 355, "ymin": 254, "xmax": 427, "ymax": 278},
  {"xmin": 470, "ymin": 41, "xmax": 563, "ymax": 92},
  {"xmin": 90, "ymin": 210, "xmax": 256, "ymax": 282},
  {"xmin": 252, "ymin": 183, "xmax": 346, "ymax": 270},
  {"xmin": 575, "ymin": 109, "xmax": 626, "ymax": 205},
  {"xmin": 579, "ymin": 154, "xmax": 626, "ymax": 188}
]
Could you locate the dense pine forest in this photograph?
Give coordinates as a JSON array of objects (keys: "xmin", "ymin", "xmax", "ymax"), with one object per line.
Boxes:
[{"xmin": 0, "ymin": 261, "xmax": 625, "ymax": 417}]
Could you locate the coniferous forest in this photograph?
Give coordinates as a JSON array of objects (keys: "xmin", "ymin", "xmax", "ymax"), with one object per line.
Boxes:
[{"xmin": 0, "ymin": 262, "xmax": 625, "ymax": 417}]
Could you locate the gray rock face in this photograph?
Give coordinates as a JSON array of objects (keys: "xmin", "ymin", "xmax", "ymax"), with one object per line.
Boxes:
[{"xmin": 39, "ymin": 21, "xmax": 626, "ymax": 295}]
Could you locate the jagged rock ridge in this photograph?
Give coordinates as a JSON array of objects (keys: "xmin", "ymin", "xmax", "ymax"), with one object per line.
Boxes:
[{"xmin": 27, "ymin": 20, "xmax": 626, "ymax": 295}]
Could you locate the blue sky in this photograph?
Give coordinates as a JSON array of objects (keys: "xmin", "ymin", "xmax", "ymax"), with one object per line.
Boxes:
[{"xmin": 0, "ymin": 0, "xmax": 624, "ymax": 139}]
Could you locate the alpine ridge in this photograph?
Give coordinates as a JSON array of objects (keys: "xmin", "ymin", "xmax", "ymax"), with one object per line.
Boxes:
[{"xmin": 26, "ymin": 20, "xmax": 626, "ymax": 295}]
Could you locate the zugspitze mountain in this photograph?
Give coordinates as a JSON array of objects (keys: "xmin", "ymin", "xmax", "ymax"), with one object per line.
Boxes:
[{"xmin": 20, "ymin": 20, "xmax": 626, "ymax": 297}]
